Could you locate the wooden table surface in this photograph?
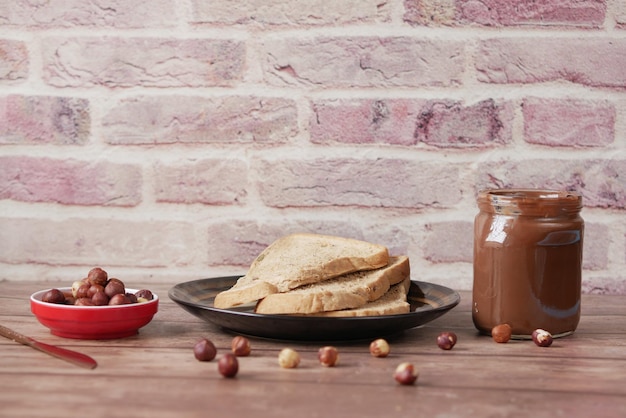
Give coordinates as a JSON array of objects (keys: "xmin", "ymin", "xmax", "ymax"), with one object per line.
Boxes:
[{"xmin": 1, "ymin": 279, "xmax": 625, "ymax": 418}]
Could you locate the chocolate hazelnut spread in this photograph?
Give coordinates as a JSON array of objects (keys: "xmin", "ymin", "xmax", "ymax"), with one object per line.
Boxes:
[{"xmin": 472, "ymin": 189, "xmax": 584, "ymax": 338}]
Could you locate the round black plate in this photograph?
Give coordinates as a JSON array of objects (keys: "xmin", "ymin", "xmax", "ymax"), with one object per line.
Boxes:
[{"xmin": 169, "ymin": 276, "xmax": 460, "ymax": 341}]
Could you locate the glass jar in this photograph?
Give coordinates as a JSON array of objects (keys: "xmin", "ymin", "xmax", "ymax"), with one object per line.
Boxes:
[{"xmin": 472, "ymin": 189, "xmax": 584, "ymax": 338}]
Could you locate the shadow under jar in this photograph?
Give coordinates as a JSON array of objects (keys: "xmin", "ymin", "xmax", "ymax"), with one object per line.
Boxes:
[{"xmin": 472, "ymin": 189, "xmax": 584, "ymax": 339}]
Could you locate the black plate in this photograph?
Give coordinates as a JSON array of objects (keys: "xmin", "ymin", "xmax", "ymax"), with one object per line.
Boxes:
[{"xmin": 169, "ymin": 276, "xmax": 461, "ymax": 341}]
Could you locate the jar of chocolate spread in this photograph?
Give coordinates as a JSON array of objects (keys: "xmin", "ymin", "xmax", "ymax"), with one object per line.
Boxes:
[{"xmin": 472, "ymin": 189, "xmax": 584, "ymax": 338}]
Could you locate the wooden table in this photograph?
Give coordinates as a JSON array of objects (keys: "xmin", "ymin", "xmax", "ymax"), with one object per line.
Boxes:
[{"xmin": 1, "ymin": 280, "xmax": 625, "ymax": 418}]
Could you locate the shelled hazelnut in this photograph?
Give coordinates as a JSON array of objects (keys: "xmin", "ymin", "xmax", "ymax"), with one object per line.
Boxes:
[
  {"xmin": 278, "ymin": 348, "xmax": 300, "ymax": 369},
  {"xmin": 437, "ymin": 331, "xmax": 458, "ymax": 350},
  {"xmin": 194, "ymin": 338, "xmax": 217, "ymax": 361},
  {"xmin": 87, "ymin": 284, "xmax": 104, "ymax": 298},
  {"xmin": 71, "ymin": 280, "xmax": 87, "ymax": 298},
  {"xmin": 135, "ymin": 289, "xmax": 154, "ymax": 302},
  {"xmin": 91, "ymin": 291, "xmax": 109, "ymax": 306},
  {"xmin": 41, "ymin": 289, "xmax": 66, "ymax": 304},
  {"xmin": 231, "ymin": 336, "xmax": 251, "ymax": 357},
  {"xmin": 74, "ymin": 297, "xmax": 95, "ymax": 306},
  {"xmin": 108, "ymin": 294, "xmax": 131, "ymax": 305},
  {"xmin": 75, "ymin": 283, "xmax": 91, "ymax": 299},
  {"xmin": 218, "ymin": 353, "xmax": 239, "ymax": 378},
  {"xmin": 104, "ymin": 278, "xmax": 125, "ymax": 298},
  {"xmin": 87, "ymin": 267, "xmax": 108, "ymax": 287},
  {"xmin": 394, "ymin": 362, "xmax": 418, "ymax": 385},
  {"xmin": 531, "ymin": 329, "xmax": 553, "ymax": 347},
  {"xmin": 318, "ymin": 346, "xmax": 339, "ymax": 367},
  {"xmin": 492, "ymin": 324, "xmax": 512, "ymax": 343},
  {"xmin": 369, "ymin": 338, "xmax": 390, "ymax": 358}
]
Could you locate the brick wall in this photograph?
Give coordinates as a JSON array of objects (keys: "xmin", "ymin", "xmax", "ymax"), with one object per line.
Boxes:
[{"xmin": 1, "ymin": 0, "xmax": 624, "ymax": 294}]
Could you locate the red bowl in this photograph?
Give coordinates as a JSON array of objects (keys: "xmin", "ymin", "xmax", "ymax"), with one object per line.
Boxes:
[{"xmin": 30, "ymin": 288, "xmax": 159, "ymax": 339}]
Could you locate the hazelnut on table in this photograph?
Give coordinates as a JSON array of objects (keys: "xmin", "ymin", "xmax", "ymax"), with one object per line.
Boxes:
[
  {"xmin": 492, "ymin": 324, "xmax": 512, "ymax": 343},
  {"xmin": 532, "ymin": 329, "xmax": 554, "ymax": 347},
  {"xmin": 318, "ymin": 346, "xmax": 339, "ymax": 367},
  {"xmin": 231, "ymin": 336, "xmax": 251, "ymax": 357},
  {"xmin": 369, "ymin": 338, "xmax": 390, "ymax": 357},
  {"xmin": 218, "ymin": 353, "xmax": 239, "ymax": 378},
  {"xmin": 394, "ymin": 362, "xmax": 418, "ymax": 385},
  {"xmin": 278, "ymin": 348, "xmax": 300, "ymax": 369},
  {"xmin": 194, "ymin": 338, "xmax": 217, "ymax": 362},
  {"xmin": 437, "ymin": 331, "xmax": 457, "ymax": 350}
]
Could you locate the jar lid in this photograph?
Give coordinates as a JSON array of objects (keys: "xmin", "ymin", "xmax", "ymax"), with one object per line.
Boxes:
[{"xmin": 477, "ymin": 189, "xmax": 583, "ymax": 216}]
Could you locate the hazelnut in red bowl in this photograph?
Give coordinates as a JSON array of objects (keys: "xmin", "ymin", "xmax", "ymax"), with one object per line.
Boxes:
[{"xmin": 30, "ymin": 287, "xmax": 159, "ymax": 339}]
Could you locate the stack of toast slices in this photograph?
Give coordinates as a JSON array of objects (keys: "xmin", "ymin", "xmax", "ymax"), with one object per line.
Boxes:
[{"xmin": 213, "ymin": 233, "xmax": 412, "ymax": 317}]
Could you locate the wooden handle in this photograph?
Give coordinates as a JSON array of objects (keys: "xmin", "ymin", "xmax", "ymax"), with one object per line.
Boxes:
[{"xmin": 0, "ymin": 324, "xmax": 32, "ymax": 346}]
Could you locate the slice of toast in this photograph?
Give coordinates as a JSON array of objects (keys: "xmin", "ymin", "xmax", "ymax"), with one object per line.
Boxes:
[
  {"xmin": 254, "ymin": 256, "xmax": 409, "ymax": 315},
  {"xmin": 213, "ymin": 233, "xmax": 389, "ymax": 309},
  {"xmin": 312, "ymin": 276, "xmax": 411, "ymax": 317}
]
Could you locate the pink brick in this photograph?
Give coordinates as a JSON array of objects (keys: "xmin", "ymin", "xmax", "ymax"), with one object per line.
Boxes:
[
  {"xmin": 191, "ymin": 0, "xmax": 391, "ymax": 26},
  {"xmin": 423, "ymin": 221, "xmax": 473, "ymax": 263},
  {"xmin": 523, "ymin": 98, "xmax": 615, "ymax": 147},
  {"xmin": 0, "ymin": 0, "xmax": 177, "ymax": 28},
  {"xmin": 311, "ymin": 99, "xmax": 427, "ymax": 146},
  {"xmin": 456, "ymin": 0, "xmax": 606, "ymax": 27},
  {"xmin": 416, "ymin": 99, "xmax": 514, "ymax": 147},
  {"xmin": 207, "ymin": 221, "xmax": 280, "ymax": 266},
  {"xmin": 0, "ymin": 157, "xmax": 141, "ymax": 206},
  {"xmin": 582, "ymin": 277, "xmax": 626, "ymax": 295},
  {"xmin": 476, "ymin": 158, "xmax": 626, "ymax": 209},
  {"xmin": 0, "ymin": 218, "xmax": 195, "ymax": 267},
  {"xmin": 43, "ymin": 38, "xmax": 245, "ymax": 88},
  {"xmin": 0, "ymin": 95, "xmax": 90, "ymax": 144},
  {"xmin": 403, "ymin": 0, "xmax": 458, "ymax": 26},
  {"xmin": 616, "ymin": 1, "xmax": 626, "ymax": 28},
  {"xmin": 264, "ymin": 37, "xmax": 465, "ymax": 87},
  {"xmin": 0, "ymin": 40, "xmax": 28, "ymax": 82},
  {"xmin": 102, "ymin": 96, "xmax": 297, "ymax": 145},
  {"xmin": 476, "ymin": 38, "xmax": 626, "ymax": 88},
  {"xmin": 257, "ymin": 158, "xmax": 462, "ymax": 209},
  {"xmin": 582, "ymin": 223, "xmax": 609, "ymax": 271},
  {"xmin": 155, "ymin": 159, "xmax": 248, "ymax": 205},
  {"xmin": 310, "ymin": 98, "xmax": 513, "ymax": 148},
  {"xmin": 206, "ymin": 220, "xmax": 379, "ymax": 266},
  {"xmin": 365, "ymin": 225, "xmax": 413, "ymax": 259}
]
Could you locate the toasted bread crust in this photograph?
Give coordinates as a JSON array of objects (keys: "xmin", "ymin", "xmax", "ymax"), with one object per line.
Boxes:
[
  {"xmin": 213, "ymin": 281, "xmax": 278, "ymax": 310},
  {"xmin": 254, "ymin": 256, "xmax": 409, "ymax": 315},
  {"xmin": 313, "ymin": 276, "xmax": 411, "ymax": 317}
]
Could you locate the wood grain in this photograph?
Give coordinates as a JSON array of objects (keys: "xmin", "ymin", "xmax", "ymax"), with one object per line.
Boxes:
[{"xmin": 1, "ymin": 280, "xmax": 625, "ymax": 418}]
